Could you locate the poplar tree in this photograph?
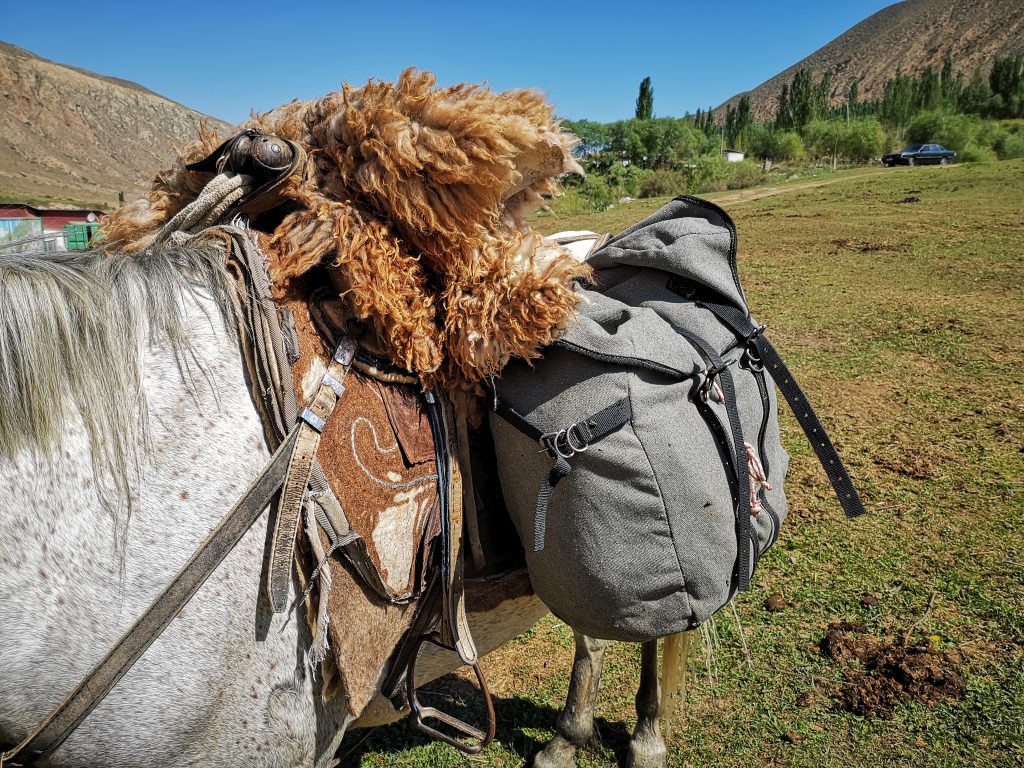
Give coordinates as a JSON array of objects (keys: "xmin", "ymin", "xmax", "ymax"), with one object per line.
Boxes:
[{"xmin": 635, "ymin": 77, "xmax": 654, "ymax": 120}]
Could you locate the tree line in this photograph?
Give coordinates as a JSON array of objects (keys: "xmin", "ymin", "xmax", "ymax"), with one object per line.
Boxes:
[{"xmin": 557, "ymin": 55, "xmax": 1023, "ymax": 209}]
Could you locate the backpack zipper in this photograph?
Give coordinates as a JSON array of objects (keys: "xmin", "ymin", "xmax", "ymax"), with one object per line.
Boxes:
[{"xmin": 555, "ymin": 339, "xmax": 691, "ymax": 379}]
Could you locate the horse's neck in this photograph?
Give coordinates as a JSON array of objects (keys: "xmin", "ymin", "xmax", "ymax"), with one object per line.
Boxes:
[
  {"xmin": 3, "ymin": 284, "xmax": 266, "ymax": 559},
  {"xmin": 0, "ymin": 287, "xmax": 323, "ymax": 763}
]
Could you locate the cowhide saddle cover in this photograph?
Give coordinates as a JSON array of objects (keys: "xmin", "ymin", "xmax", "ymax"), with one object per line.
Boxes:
[
  {"xmin": 272, "ymin": 272, "xmax": 445, "ymax": 711},
  {"xmin": 281, "ymin": 281, "xmax": 441, "ymax": 602}
]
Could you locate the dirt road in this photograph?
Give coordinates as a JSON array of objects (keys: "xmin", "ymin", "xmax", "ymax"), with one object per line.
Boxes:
[{"xmin": 709, "ymin": 165, "xmax": 891, "ymax": 206}]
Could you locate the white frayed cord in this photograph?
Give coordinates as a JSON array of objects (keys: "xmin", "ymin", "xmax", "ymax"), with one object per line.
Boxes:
[
  {"xmin": 151, "ymin": 172, "xmax": 254, "ymax": 246},
  {"xmin": 303, "ymin": 499, "xmax": 333, "ymax": 669},
  {"xmin": 744, "ymin": 442, "xmax": 773, "ymax": 516}
]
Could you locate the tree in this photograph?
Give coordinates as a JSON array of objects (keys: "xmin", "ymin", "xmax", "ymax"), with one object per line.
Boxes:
[
  {"xmin": 735, "ymin": 95, "xmax": 752, "ymax": 150},
  {"xmin": 880, "ymin": 73, "xmax": 916, "ymax": 130},
  {"xmin": 775, "ymin": 83, "xmax": 793, "ymax": 130},
  {"xmin": 635, "ymin": 77, "xmax": 654, "ymax": 120},
  {"xmin": 789, "ymin": 69, "xmax": 815, "ymax": 130},
  {"xmin": 724, "ymin": 104, "xmax": 737, "ymax": 147},
  {"xmin": 989, "ymin": 54, "xmax": 1024, "ymax": 117},
  {"xmin": 562, "ymin": 119, "xmax": 609, "ymax": 158}
]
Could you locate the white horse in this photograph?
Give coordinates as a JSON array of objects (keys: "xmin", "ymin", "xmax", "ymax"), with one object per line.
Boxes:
[
  {"xmin": 0, "ymin": 229, "xmax": 686, "ymax": 768},
  {"xmin": 0, "ymin": 239, "xmax": 551, "ymax": 767},
  {"xmin": 0, "ymin": 240, "xmax": 354, "ymax": 766}
]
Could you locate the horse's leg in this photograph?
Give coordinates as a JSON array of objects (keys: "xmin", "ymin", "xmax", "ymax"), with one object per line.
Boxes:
[
  {"xmin": 534, "ymin": 632, "xmax": 609, "ymax": 768},
  {"xmin": 626, "ymin": 640, "xmax": 668, "ymax": 768}
]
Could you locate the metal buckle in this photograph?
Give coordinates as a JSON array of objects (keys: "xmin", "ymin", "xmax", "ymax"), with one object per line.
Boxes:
[
  {"xmin": 406, "ymin": 634, "xmax": 495, "ymax": 755},
  {"xmin": 540, "ymin": 421, "xmax": 591, "ymax": 459},
  {"xmin": 300, "ymin": 407, "xmax": 326, "ymax": 433},
  {"xmin": 744, "ymin": 327, "xmax": 766, "ymax": 372},
  {"xmin": 332, "ymin": 336, "xmax": 358, "ymax": 365}
]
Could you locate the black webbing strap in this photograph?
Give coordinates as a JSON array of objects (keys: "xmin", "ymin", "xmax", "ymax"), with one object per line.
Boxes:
[
  {"xmin": 493, "ymin": 397, "xmax": 632, "ymax": 551},
  {"xmin": 533, "ymin": 455, "xmax": 571, "ymax": 552},
  {"xmin": 750, "ymin": 335, "xmax": 865, "ymax": 518},
  {"xmin": 675, "ymin": 329, "xmax": 753, "ymax": 590},
  {"xmin": 693, "ymin": 295, "xmax": 866, "ymax": 520}
]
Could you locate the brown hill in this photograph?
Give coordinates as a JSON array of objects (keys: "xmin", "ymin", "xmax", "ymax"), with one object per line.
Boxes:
[
  {"xmin": 717, "ymin": 0, "xmax": 1024, "ymax": 121},
  {"xmin": 0, "ymin": 42, "xmax": 231, "ymax": 209}
]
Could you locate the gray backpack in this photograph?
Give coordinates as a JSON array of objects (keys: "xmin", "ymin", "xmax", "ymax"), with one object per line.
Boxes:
[{"xmin": 489, "ymin": 196, "xmax": 864, "ymax": 642}]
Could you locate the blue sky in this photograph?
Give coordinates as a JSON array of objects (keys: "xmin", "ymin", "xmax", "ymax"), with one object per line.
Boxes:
[{"xmin": 4, "ymin": 1, "xmax": 899, "ymax": 124}]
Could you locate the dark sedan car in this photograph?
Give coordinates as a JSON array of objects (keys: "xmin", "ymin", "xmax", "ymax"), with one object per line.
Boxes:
[{"xmin": 882, "ymin": 143, "xmax": 957, "ymax": 166}]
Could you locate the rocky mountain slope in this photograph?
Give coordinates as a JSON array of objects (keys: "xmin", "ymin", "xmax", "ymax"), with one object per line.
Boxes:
[
  {"xmin": 0, "ymin": 42, "xmax": 231, "ymax": 209},
  {"xmin": 717, "ymin": 0, "xmax": 1024, "ymax": 121}
]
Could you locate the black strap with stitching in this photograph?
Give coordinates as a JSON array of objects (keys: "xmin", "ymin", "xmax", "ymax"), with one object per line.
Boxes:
[{"xmin": 686, "ymin": 294, "xmax": 866, "ymax": 520}]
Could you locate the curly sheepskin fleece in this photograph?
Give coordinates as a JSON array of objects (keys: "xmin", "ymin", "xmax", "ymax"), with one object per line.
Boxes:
[{"xmin": 101, "ymin": 69, "xmax": 590, "ymax": 392}]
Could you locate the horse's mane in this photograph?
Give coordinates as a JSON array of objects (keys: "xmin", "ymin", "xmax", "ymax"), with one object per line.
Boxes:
[{"xmin": 0, "ymin": 240, "xmax": 239, "ymax": 518}]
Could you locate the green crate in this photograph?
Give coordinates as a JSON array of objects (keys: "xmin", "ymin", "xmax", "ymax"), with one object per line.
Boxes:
[{"xmin": 64, "ymin": 222, "xmax": 99, "ymax": 250}]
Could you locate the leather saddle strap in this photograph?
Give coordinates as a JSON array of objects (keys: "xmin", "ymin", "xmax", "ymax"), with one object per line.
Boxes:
[
  {"xmin": 2, "ymin": 427, "xmax": 302, "ymax": 767},
  {"xmin": 203, "ymin": 226, "xmax": 298, "ymax": 446},
  {"xmin": 268, "ymin": 337, "xmax": 358, "ymax": 613},
  {"xmin": 452, "ymin": 389, "xmax": 486, "ymax": 572},
  {"xmin": 425, "ymin": 392, "xmax": 477, "ymax": 665},
  {"xmin": 214, "ymin": 227, "xmax": 402, "ymax": 607}
]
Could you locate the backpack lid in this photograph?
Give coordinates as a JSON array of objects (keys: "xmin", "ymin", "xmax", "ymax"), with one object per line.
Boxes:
[
  {"xmin": 557, "ymin": 291, "xmax": 704, "ymax": 380},
  {"xmin": 587, "ymin": 196, "xmax": 748, "ymax": 313}
]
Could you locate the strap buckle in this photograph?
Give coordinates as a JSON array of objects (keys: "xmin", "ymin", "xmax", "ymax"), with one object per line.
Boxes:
[
  {"xmin": 540, "ymin": 420, "xmax": 593, "ymax": 459},
  {"xmin": 698, "ymin": 360, "xmax": 733, "ymax": 402},
  {"xmin": 743, "ymin": 325, "xmax": 767, "ymax": 372},
  {"xmin": 406, "ymin": 634, "xmax": 496, "ymax": 755}
]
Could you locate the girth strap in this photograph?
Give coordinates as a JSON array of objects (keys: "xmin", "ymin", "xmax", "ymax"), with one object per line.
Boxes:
[{"xmin": 425, "ymin": 392, "xmax": 477, "ymax": 665}]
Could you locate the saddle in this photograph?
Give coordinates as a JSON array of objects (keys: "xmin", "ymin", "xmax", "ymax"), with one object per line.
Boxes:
[{"xmin": 197, "ymin": 131, "xmax": 504, "ymax": 751}]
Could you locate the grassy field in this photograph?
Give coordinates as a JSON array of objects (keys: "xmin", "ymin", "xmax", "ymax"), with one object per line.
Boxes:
[{"xmin": 345, "ymin": 160, "xmax": 1024, "ymax": 767}]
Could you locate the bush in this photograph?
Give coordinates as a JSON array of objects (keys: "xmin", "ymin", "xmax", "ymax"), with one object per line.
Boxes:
[
  {"xmin": 580, "ymin": 174, "xmax": 616, "ymax": 210},
  {"xmin": 804, "ymin": 119, "xmax": 882, "ymax": 162},
  {"xmin": 776, "ymin": 131, "xmax": 805, "ymax": 161},
  {"xmin": 747, "ymin": 125, "xmax": 804, "ymax": 161},
  {"xmin": 604, "ymin": 162, "xmax": 647, "ymax": 199},
  {"xmin": 802, "ymin": 120, "xmax": 835, "ymax": 159},
  {"xmin": 905, "ymin": 111, "xmax": 979, "ymax": 154},
  {"xmin": 995, "ymin": 130, "xmax": 1024, "ymax": 159},
  {"xmin": 959, "ymin": 142, "xmax": 998, "ymax": 163},
  {"xmin": 637, "ymin": 169, "xmax": 688, "ymax": 198},
  {"xmin": 725, "ymin": 160, "xmax": 767, "ymax": 190},
  {"xmin": 838, "ymin": 118, "xmax": 884, "ymax": 161},
  {"xmin": 687, "ymin": 154, "xmax": 731, "ymax": 194}
]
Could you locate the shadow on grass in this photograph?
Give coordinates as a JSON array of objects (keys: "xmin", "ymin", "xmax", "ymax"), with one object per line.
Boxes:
[{"xmin": 336, "ymin": 674, "xmax": 637, "ymax": 766}]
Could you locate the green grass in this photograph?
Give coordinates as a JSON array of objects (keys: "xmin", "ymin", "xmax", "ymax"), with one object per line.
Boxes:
[
  {"xmin": 348, "ymin": 160, "xmax": 1024, "ymax": 767},
  {"xmin": 0, "ymin": 190, "xmax": 111, "ymax": 211}
]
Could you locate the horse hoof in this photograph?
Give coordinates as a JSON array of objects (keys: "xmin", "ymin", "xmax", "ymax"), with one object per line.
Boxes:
[
  {"xmin": 534, "ymin": 734, "xmax": 579, "ymax": 768},
  {"xmin": 625, "ymin": 743, "xmax": 668, "ymax": 768}
]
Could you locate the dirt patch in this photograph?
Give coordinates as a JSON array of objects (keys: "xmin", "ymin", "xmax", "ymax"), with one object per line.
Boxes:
[
  {"xmin": 828, "ymin": 237, "xmax": 900, "ymax": 254},
  {"xmin": 872, "ymin": 435, "xmax": 957, "ymax": 480},
  {"xmin": 817, "ymin": 622, "xmax": 966, "ymax": 719}
]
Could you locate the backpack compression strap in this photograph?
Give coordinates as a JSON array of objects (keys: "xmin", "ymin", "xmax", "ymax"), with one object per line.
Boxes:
[
  {"xmin": 493, "ymin": 397, "xmax": 632, "ymax": 551},
  {"xmin": 689, "ymin": 295, "xmax": 866, "ymax": 520}
]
